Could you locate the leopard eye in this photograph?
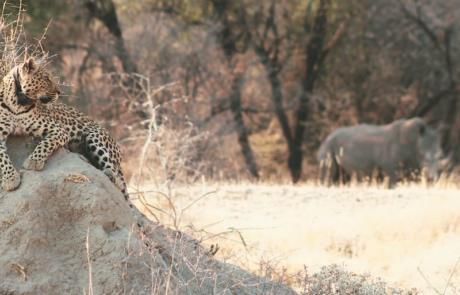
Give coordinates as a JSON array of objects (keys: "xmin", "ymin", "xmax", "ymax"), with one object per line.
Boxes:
[{"xmin": 39, "ymin": 95, "xmax": 53, "ymax": 103}]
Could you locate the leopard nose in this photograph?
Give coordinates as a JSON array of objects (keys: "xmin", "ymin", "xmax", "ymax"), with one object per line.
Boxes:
[{"xmin": 39, "ymin": 95, "xmax": 52, "ymax": 103}]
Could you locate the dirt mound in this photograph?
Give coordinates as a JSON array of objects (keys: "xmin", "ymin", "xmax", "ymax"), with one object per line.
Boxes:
[{"xmin": 0, "ymin": 137, "xmax": 296, "ymax": 295}]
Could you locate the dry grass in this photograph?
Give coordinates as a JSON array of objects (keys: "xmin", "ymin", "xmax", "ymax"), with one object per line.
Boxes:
[
  {"xmin": 116, "ymin": 44, "xmax": 458, "ymax": 293},
  {"xmin": 133, "ymin": 182, "xmax": 460, "ymax": 294},
  {"xmin": 0, "ymin": 3, "xmax": 444, "ymax": 294}
]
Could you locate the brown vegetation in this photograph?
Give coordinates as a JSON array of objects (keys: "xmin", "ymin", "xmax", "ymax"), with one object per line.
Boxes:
[
  {"xmin": 10, "ymin": 0, "xmax": 460, "ymax": 182},
  {"xmin": 1, "ymin": 1, "xmax": 459, "ymax": 294}
]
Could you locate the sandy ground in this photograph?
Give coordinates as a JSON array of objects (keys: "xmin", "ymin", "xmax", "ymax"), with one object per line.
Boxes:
[
  {"xmin": 2, "ymin": 138, "xmax": 296, "ymax": 295},
  {"xmin": 137, "ymin": 183, "xmax": 460, "ymax": 294}
]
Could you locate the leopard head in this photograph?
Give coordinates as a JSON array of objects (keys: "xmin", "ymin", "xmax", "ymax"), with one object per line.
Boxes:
[{"xmin": 14, "ymin": 57, "xmax": 61, "ymax": 106}]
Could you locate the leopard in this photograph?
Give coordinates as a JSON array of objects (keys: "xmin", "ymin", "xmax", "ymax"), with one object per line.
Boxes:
[
  {"xmin": 0, "ymin": 57, "xmax": 147, "ymax": 227},
  {"xmin": 0, "ymin": 57, "xmax": 224, "ymax": 254}
]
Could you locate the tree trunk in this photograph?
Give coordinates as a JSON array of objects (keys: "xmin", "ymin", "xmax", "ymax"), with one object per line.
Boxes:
[
  {"xmin": 442, "ymin": 33, "xmax": 457, "ymax": 152},
  {"xmin": 442, "ymin": 86, "xmax": 458, "ymax": 150},
  {"xmin": 289, "ymin": 0, "xmax": 330, "ymax": 183},
  {"xmin": 84, "ymin": 0, "xmax": 138, "ymax": 73},
  {"xmin": 409, "ymin": 88, "xmax": 452, "ymax": 118},
  {"xmin": 268, "ymin": 71, "xmax": 293, "ymax": 146},
  {"xmin": 266, "ymin": 68, "xmax": 298, "ymax": 181},
  {"xmin": 229, "ymin": 72, "xmax": 260, "ymax": 179},
  {"xmin": 211, "ymin": 0, "xmax": 259, "ymax": 178}
]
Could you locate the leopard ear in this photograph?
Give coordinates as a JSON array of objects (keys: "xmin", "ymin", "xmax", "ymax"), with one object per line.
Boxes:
[{"xmin": 23, "ymin": 57, "xmax": 37, "ymax": 74}]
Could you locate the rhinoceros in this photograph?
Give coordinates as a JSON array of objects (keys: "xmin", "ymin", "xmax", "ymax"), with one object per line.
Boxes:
[{"xmin": 317, "ymin": 118, "xmax": 450, "ymax": 187}]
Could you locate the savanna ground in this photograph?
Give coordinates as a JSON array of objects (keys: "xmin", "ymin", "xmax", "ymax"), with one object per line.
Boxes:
[
  {"xmin": 5, "ymin": 0, "xmax": 460, "ymax": 293},
  {"xmin": 132, "ymin": 181, "xmax": 460, "ymax": 294}
]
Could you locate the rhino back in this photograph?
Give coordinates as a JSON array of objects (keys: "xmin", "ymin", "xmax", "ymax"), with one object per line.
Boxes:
[
  {"xmin": 322, "ymin": 121, "xmax": 413, "ymax": 175},
  {"xmin": 334, "ymin": 125, "xmax": 387, "ymax": 173},
  {"xmin": 317, "ymin": 117, "xmax": 436, "ymax": 182}
]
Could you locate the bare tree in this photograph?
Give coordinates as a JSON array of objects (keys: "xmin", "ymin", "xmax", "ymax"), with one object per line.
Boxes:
[
  {"xmin": 211, "ymin": 0, "xmax": 259, "ymax": 178},
  {"xmin": 249, "ymin": 0, "xmax": 343, "ymax": 182},
  {"xmin": 84, "ymin": 0, "xmax": 138, "ymax": 73},
  {"xmin": 148, "ymin": 0, "xmax": 260, "ymax": 178},
  {"xmin": 399, "ymin": 0, "xmax": 459, "ymax": 152}
]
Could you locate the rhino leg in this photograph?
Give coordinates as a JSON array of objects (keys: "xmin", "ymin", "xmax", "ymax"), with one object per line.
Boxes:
[
  {"xmin": 339, "ymin": 168, "xmax": 351, "ymax": 185},
  {"xmin": 318, "ymin": 162, "xmax": 328, "ymax": 185},
  {"xmin": 323, "ymin": 152, "xmax": 340, "ymax": 186},
  {"xmin": 387, "ymin": 171, "xmax": 400, "ymax": 189},
  {"xmin": 376, "ymin": 168, "xmax": 385, "ymax": 183},
  {"xmin": 355, "ymin": 172, "xmax": 364, "ymax": 183}
]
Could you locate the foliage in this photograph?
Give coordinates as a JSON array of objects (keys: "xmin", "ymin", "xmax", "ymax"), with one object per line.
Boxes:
[{"xmin": 9, "ymin": 0, "xmax": 460, "ymax": 181}]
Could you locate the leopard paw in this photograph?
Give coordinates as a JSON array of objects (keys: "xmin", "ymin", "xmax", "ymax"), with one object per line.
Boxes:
[
  {"xmin": 104, "ymin": 170, "xmax": 125, "ymax": 191},
  {"xmin": 23, "ymin": 158, "xmax": 45, "ymax": 171},
  {"xmin": 2, "ymin": 171, "xmax": 20, "ymax": 191}
]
